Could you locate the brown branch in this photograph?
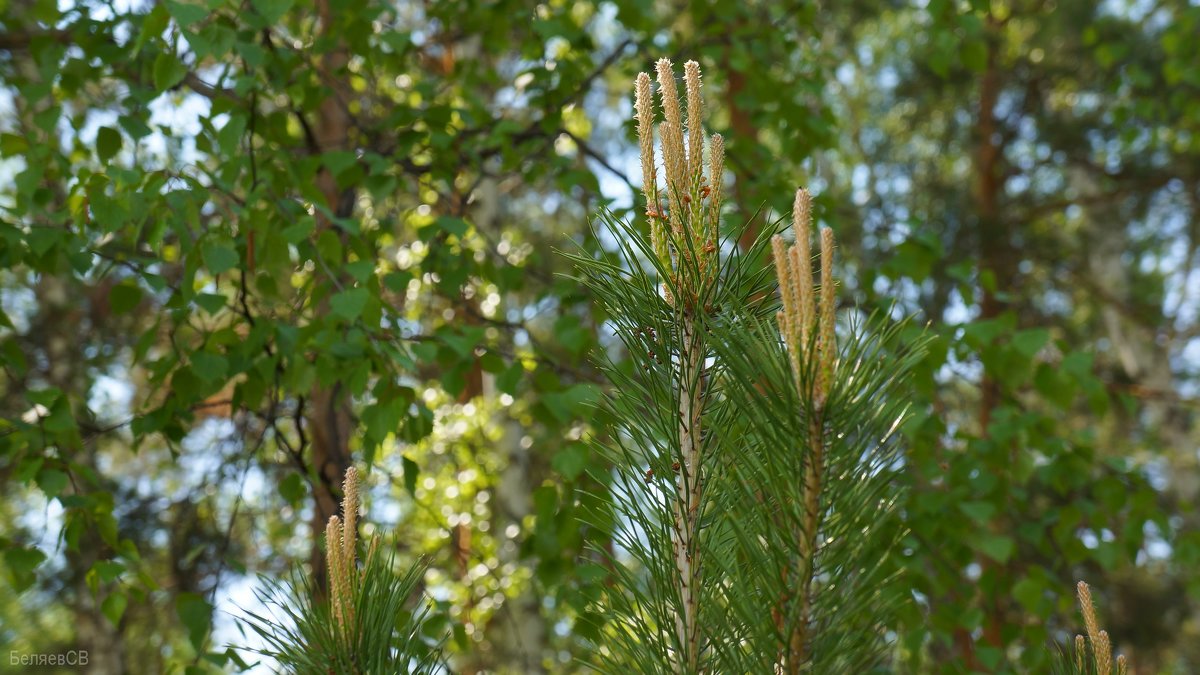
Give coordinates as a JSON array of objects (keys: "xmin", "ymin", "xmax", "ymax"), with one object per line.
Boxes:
[{"xmin": 0, "ymin": 28, "xmax": 69, "ymax": 50}]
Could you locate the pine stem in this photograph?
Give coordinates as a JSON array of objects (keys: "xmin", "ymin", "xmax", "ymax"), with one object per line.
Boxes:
[
  {"xmin": 638, "ymin": 59, "xmax": 718, "ymax": 673},
  {"xmin": 772, "ymin": 196, "xmax": 835, "ymax": 673},
  {"xmin": 673, "ymin": 315, "xmax": 704, "ymax": 673},
  {"xmin": 788, "ymin": 412, "xmax": 825, "ymax": 673}
]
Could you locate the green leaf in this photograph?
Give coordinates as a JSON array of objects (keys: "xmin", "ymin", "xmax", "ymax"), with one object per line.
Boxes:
[
  {"xmin": 316, "ymin": 229, "xmax": 343, "ymax": 264},
  {"xmin": 1062, "ymin": 350, "xmax": 1094, "ymax": 378},
  {"xmin": 119, "ymin": 113, "xmax": 153, "ymax": 139},
  {"xmin": 976, "ymin": 646, "xmax": 1003, "ymax": 670},
  {"xmin": 401, "ymin": 405, "xmax": 433, "ymax": 443},
  {"xmin": 281, "ymin": 216, "xmax": 315, "ymax": 244},
  {"xmin": 43, "ymin": 398, "xmax": 78, "ymax": 435},
  {"xmin": 88, "ymin": 185, "xmax": 124, "ymax": 231},
  {"xmin": 101, "ymin": 590, "xmax": 128, "ymax": 626},
  {"xmin": 330, "ymin": 287, "xmax": 369, "ymax": 321},
  {"xmin": 344, "ymin": 259, "xmax": 374, "ymax": 282},
  {"xmin": 27, "ymin": 387, "xmax": 61, "ymax": 407},
  {"xmin": 0, "ymin": 133, "xmax": 28, "ymax": 157},
  {"xmin": 251, "ymin": 0, "xmax": 294, "ymax": 23},
  {"xmin": 195, "ymin": 292, "xmax": 227, "ymax": 314},
  {"xmin": 497, "ymin": 362, "xmax": 524, "ymax": 395},
  {"xmin": 576, "ymin": 562, "xmax": 609, "ymax": 584},
  {"xmin": 553, "ymin": 314, "xmax": 589, "ymax": 357},
  {"xmin": 165, "ymin": 0, "xmax": 209, "ymax": 28},
  {"xmin": 552, "ymin": 445, "xmax": 587, "ymax": 480},
  {"xmin": 401, "ymin": 455, "xmax": 419, "ymax": 497},
  {"xmin": 322, "ymin": 150, "xmax": 358, "ymax": 177},
  {"xmin": 439, "ymin": 326, "xmax": 485, "ymax": 358},
  {"xmin": 543, "ymin": 383, "xmax": 598, "ymax": 422},
  {"xmin": 479, "ymin": 351, "xmax": 505, "ymax": 373},
  {"xmin": 134, "ymin": 4, "xmax": 169, "ymax": 54},
  {"xmin": 929, "ymin": 33, "xmax": 954, "ymax": 79},
  {"xmin": 26, "ymin": 227, "xmax": 63, "ymax": 256},
  {"xmin": 1012, "ymin": 575, "xmax": 1044, "ymax": 613},
  {"xmin": 36, "ymin": 468, "xmax": 68, "ymax": 500},
  {"xmin": 0, "ymin": 340, "xmax": 25, "ymax": 378},
  {"xmin": 153, "ymin": 52, "xmax": 188, "ymax": 92},
  {"xmin": 1093, "ymin": 542, "xmax": 1119, "ymax": 571},
  {"xmin": 961, "ymin": 39, "xmax": 988, "ymax": 73},
  {"xmin": 279, "ymin": 472, "xmax": 306, "ymax": 506},
  {"xmin": 363, "ymin": 398, "xmax": 403, "ymax": 447},
  {"xmin": 201, "ymin": 241, "xmax": 239, "ymax": 274},
  {"xmin": 96, "ymin": 126, "xmax": 122, "ymax": 162},
  {"xmin": 974, "ymin": 533, "xmax": 1015, "ymax": 563},
  {"xmin": 958, "ymin": 500, "xmax": 996, "ymax": 525},
  {"xmin": 962, "ymin": 316, "xmax": 1011, "ymax": 347},
  {"xmin": 435, "ymin": 216, "xmax": 470, "ymax": 237},
  {"xmin": 5, "ymin": 546, "xmax": 46, "ymax": 592},
  {"xmin": 110, "ymin": 282, "xmax": 144, "ymax": 315},
  {"xmin": 216, "ymin": 114, "xmax": 247, "ymax": 155},
  {"xmin": 91, "ymin": 560, "xmax": 126, "ymax": 584},
  {"xmin": 1011, "ymin": 328, "xmax": 1050, "ymax": 358},
  {"xmin": 1034, "ymin": 364, "xmax": 1073, "ymax": 409},
  {"xmin": 176, "ymin": 592, "xmax": 213, "ymax": 652},
  {"xmin": 383, "ymin": 270, "xmax": 412, "ymax": 292},
  {"xmin": 190, "ymin": 351, "xmax": 228, "ymax": 382},
  {"xmin": 198, "ymin": 24, "xmax": 235, "ymax": 59},
  {"xmin": 206, "ymin": 648, "xmax": 252, "ymax": 670},
  {"xmin": 533, "ymin": 485, "xmax": 557, "ymax": 521}
]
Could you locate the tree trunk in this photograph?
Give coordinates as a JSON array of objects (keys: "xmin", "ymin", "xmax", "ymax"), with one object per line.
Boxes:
[
  {"xmin": 306, "ymin": 0, "xmax": 355, "ymax": 592},
  {"xmin": 472, "ymin": 175, "xmax": 549, "ymax": 672},
  {"xmin": 971, "ymin": 12, "xmax": 1014, "ymax": 667}
]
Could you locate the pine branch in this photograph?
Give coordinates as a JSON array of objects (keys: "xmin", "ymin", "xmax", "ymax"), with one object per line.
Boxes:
[
  {"xmin": 235, "ymin": 467, "xmax": 446, "ymax": 674},
  {"xmin": 573, "ymin": 58, "xmax": 927, "ymax": 675},
  {"xmin": 1050, "ymin": 581, "xmax": 1129, "ymax": 675}
]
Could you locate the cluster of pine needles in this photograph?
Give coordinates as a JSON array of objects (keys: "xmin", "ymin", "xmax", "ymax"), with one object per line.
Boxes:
[
  {"xmin": 1053, "ymin": 581, "xmax": 1130, "ymax": 675},
  {"xmin": 236, "ymin": 467, "xmax": 445, "ymax": 674}
]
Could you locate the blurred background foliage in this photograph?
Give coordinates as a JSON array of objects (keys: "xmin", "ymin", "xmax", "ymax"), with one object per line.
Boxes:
[{"xmin": 0, "ymin": 0, "xmax": 1197, "ymax": 672}]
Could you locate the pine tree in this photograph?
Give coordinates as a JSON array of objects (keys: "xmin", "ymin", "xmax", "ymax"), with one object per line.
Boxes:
[
  {"xmin": 568, "ymin": 59, "xmax": 927, "ymax": 673},
  {"xmin": 237, "ymin": 467, "xmax": 445, "ymax": 674}
]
